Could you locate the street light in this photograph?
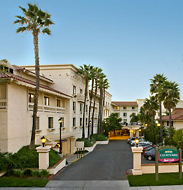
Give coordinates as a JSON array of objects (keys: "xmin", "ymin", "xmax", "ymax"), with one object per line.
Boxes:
[
  {"xmin": 41, "ymin": 136, "xmax": 46, "ymax": 147},
  {"xmin": 58, "ymin": 117, "xmax": 63, "ymax": 154},
  {"xmin": 135, "ymin": 138, "xmax": 139, "ymax": 147}
]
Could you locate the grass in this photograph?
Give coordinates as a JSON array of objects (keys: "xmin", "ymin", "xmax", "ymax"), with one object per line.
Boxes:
[
  {"xmin": 128, "ymin": 173, "xmax": 183, "ymax": 186},
  {"xmin": 0, "ymin": 177, "xmax": 48, "ymax": 187}
]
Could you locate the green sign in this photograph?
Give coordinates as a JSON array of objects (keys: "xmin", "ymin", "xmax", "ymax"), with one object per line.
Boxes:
[{"xmin": 158, "ymin": 148, "xmax": 179, "ymax": 162}]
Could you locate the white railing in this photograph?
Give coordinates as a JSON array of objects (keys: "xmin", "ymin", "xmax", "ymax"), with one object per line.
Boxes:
[
  {"xmin": 28, "ymin": 103, "xmax": 66, "ymax": 114},
  {"xmin": 0, "ymin": 99, "xmax": 7, "ymax": 109}
]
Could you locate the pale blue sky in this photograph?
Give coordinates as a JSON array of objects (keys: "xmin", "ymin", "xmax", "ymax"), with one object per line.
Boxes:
[{"xmin": 1, "ymin": 0, "xmax": 183, "ymax": 100}]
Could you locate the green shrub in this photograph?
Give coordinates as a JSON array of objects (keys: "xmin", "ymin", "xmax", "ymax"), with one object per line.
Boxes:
[
  {"xmin": 40, "ymin": 170, "xmax": 49, "ymax": 177},
  {"xmin": 49, "ymin": 149, "xmax": 62, "ymax": 167},
  {"xmin": 23, "ymin": 169, "xmax": 33, "ymax": 177},
  {"xmin": 76, "ymin": 138, "xmax": 93, "ymax": 147},
  {"xmin": 0, "ymin": 152, "xmax": 14, "ymax": 171},
  {"xmin": 32, "ymin": 170, "xmax": 41, "ymax": 177},
  {"xmin": 5, "ymin": 169, "xmax": 14, "ymax": 176},
  {"xmin": 93, "ymin": 134, "xmax": 107, "ymax": 141},
  {"xmin": 13, "ymin": 169, "xmax": 23, "ymax": 177}
]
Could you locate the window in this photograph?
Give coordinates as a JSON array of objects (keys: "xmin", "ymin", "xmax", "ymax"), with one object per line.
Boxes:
[
  {"xmin": 80, "ymin": 118, "xmax": 82, "ymax": 126},
  {"xmin": 48, "ymin": 117, "xmax": 53, "ymax": 129},
  {"xmin": 73, "ymin": 102, "xmax": 76, "ymax": 113},
  {"xmin": 44, "ymin": 96, "xmax": 49, "ymax": 106},
  {"xmin": 123, "ymin": 113, "xmax": 127, "ymax": 117},
  {"xmin": 132, "ymin": 106, "xmax": 135, "ymax": 110},
  {"xmin": 80, "ymin": 103, "xmax": 82, "ymax": 114},
  {"xmin": 86, "ymin": 118, "xmax": 88, "ymax": 125},
  {"xmin": 80, "ymin": 89, "xmax": 83, "ymax": 94},
  {"xmin": 29, "ymin": 93, "xmax": 34, "ymax": 103},
  {"xmin": 86, "ymin": 105, "xmax": 88, "ymax": 113},
  {"xmin": 73, "ymin": 118, "xmax": 76, "ymax": 127},
  {"xmin": 123, "ymin": 106, "xmax": 127, "ymax": 109},
  {"xmin": 56, "ymin": 99, "xmax": 61, "ymax": 107},
  {"xmin": 73, "ymin": 86, "xmax": 76, "ymax": 95}
]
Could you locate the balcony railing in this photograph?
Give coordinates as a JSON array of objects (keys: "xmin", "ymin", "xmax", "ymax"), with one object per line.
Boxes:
[
  {"xmin": 77, "ymin": 94, "xmax": 84, "ymax": 102},
  {"xmin": 0, "ymin": 99, "xmax": 7, "ymax": 109},
  {"xmin": 28, "ymin": 103, "xmax": 66, "ymax": 114}
]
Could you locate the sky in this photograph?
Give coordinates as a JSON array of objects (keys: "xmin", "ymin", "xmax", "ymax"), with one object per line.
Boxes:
[{"xmin": 1, "ymin": 0, "xmax": 183, "ymax": 101}]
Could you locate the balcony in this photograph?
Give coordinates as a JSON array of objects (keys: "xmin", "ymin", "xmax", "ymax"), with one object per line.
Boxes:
[
  {"xmin": 104, "ymin": 105, "xmax": 111, "ymax": 110},
  {"xmin": 77, "ymin": 94, "xmax": 84, "ymax": 102},
  {"xmin": 0, "ymin": 99, "xmax": 7, "ymax": 109},
  {"xmin": 28, "ymin": 103, "xmax": 66, "ymax": 114}
]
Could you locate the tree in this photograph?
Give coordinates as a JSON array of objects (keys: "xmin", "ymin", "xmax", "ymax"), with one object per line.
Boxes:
[
  {"xmin": 88, "ymin": 66, "xmax": 96, "ymax": 138},
  {"xmin": 163, "ymin": 81, "xmax": 180, "ymax": 138},
  {"xmin": 150, "ymin": 74, "xmax": 167, "ymax": 142},
  {"xmin": 130, "ymin": 113, "xmax": 139, "ymax": 125},
  {"xmin": 77, "ymin": 64, "xmax": 92, "ymax": 138},
  {"xmin": 98, "ymin": 73, "xmax": 109, "ymax": 134},
  {"xmin": 14, "ymin": 3, "xmax": 54, "ymax": 149},
  {"xmin": 143, "ymin": 96, "xmax": 159, "ymax": 135},
  {"xmin": 103, "ymin": 113, "xmax": 122, "ymax": 135},
  {"xmin": 91, "ymin": 67, "xmax": 103, "ymax": 138}
]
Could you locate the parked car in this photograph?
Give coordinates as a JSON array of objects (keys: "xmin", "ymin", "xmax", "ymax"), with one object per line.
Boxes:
[
  {"xmin": 127, "ymin": 137, "xmax": 133, "ymax": 144},
  {"xmin": 138, "ymin": 141, "xmax": 152, "ymax": 147},
  {"xmin": 143, "ymin": 145, "xmax": 156, "ymax": 154},
  {"xmin": 131, "ymin": 138, "xmax": 152, "ymax": 147},
  {"xmin": 128, "ymin": 137, "xmax": 138, "ymax": 145},
  {"xmin": 144, "ymin": 147, "xmax": 156, "ymax": 160}
]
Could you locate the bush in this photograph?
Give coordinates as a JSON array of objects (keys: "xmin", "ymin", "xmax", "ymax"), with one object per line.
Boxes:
[
  {"xmin": 76, "ymin": 138, "xmax": 93, "ymax": 147},
  {"xmin": 23, "ymin": 169, "xmax": 33, "ymax": 177},
  {"xmin": 0, "ymin": 152, "xmax": 14, "ymax": 171},
  {"xmin": 13, "ymin": 169, "xmax": 23, "ymax": 177},
  {"xmin": 0, "ymin": 145, "xmax": 62, "ymax": 172},
  {"xmin": 32, "ymin": 170, "xmax": 41, "ymax": 177},
  {"xmin": 93, "ymin": 134, "xmax": 107, "ymax": 141},
  {"xmin": 40, "ymin": 170, "xmax": 49, "ymax": 177}
]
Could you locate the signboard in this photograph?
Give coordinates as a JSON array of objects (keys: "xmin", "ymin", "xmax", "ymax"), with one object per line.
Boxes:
[{"xmin": 158, "ymin": 148, "xmax": 179, "ymax": 162}]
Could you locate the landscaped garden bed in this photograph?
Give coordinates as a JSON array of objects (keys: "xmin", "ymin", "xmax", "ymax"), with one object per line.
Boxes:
[{"xmin": 128, "ymin": 173, "xmax": 183, "ymax": 186}]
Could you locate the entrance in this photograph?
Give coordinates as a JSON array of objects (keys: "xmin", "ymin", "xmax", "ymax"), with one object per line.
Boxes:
[{"xmin": 108, "ymin": 129, "xmax": 130, "ymax": 140}]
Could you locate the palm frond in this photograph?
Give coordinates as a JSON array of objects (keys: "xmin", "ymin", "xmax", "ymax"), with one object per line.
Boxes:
[
  {"xmin": 42, "ymin": 28, "xmax": 51, "ymax": 35},
  {"xmin": 16, "ymin": 27, "xmax": 27, "ymax": 33}
]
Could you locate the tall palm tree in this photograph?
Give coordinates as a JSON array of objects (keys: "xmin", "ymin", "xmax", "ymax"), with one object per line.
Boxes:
[
  {"xmin": 98, "ymin": 73, "xmax": 108, "ymax": 134},
  {"xmin": 14, "ymin": 3, "xmax": 54, "ymax": 149},
  {"xmin": 150, "ymin": 74, "xmax": 167, "ymax": 142},
  {"xmin": 143, "ymin": 96, "xmax": 159, "ymax": 133},
  {"xmin": 91, "ymin": 67, "xmax": 102, "ymax": 137},
  {"xmin": 88, "ymin": 66, "xmax": 96, "ymax": 138},
  {"xmin": 77, "ymin": 64, "xmax": 91, "ymax": 138},
  {"xmin": 163, "ymin": 81, "xmax": 180, "ymax": 138}
]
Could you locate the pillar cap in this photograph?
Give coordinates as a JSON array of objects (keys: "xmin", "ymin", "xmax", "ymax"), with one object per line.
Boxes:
[
  {"xmin": 36, "ymin": 146, "xmax": 51, "ymax": 153},
  {"xmin": 131, "ymin": 147, "xmax": 143, "ymax": 153}
]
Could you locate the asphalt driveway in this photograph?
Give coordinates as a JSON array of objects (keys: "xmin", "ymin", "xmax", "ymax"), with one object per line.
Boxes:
[{"xmin": 52, "ymin": 140, "xmax": 133, "ymax": 180}]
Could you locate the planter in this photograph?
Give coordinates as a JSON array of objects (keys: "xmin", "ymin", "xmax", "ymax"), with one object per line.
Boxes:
[
  {"xmin": 48, "ymin": 157, "xmax": 66, "ymax": 175},
  {"xmin": 85, "ymin": 140, "xmax": 109, "ymax": 152},
  {"xmin": 76, "ymin": 141, "xmax": 84, "ymax": 149}
]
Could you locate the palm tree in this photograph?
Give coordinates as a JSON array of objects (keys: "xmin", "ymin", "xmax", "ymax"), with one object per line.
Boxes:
[
  {"xmin": 91, "ymin": 67, "xmax": 103, "ymax": 137},
  {"xmin": 150, "ymin": 74, "xmax": 167, "ymax": 142},
  {"xmin": 77, "ymin": 64, "xmax": 92, "ymax": 138},
  {"xmin": 98, "ymin": 73, "xmax": 108, "ymax": 134},
  {"xmin": 88, "ymin": 66, "xmax": 96, "ymax": 138},
  {"xmin": 163, "ymin": 81, "xmax": 180, "ymax": 138},
  {"xmin": 143, "ymin": 96, "xmax": 159, "ymax": 133},
  {"xmin": 14, "ymin": 3, "xmax": 54, "ymax": 149}
]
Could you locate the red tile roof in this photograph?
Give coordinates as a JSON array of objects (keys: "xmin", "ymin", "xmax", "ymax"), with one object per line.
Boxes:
[
  {"xmin": 111, "ymin": 101, "xmax": 138, "ymax": 106},
  {"xmin": 0, "ymin": 72, "xmax": 71, "ymax": 98},
  {"xmin": 162, "ymin": 108, "xmax": 183, "ymax": 121}
]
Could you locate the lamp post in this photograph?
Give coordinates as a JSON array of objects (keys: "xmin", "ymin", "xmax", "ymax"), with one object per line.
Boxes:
[
  {"xmin": 41, "ymin": 136, "xmax": 46, "ymax": 147},
  {"xmin": 58, "ymin": 117, "xmax": 63, "ymax": 154},
  {"xmin": 135, "ymin": 138, "xmax": 139, "ymax": 147}
]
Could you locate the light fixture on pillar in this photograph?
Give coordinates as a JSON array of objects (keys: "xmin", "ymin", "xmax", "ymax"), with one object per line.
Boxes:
[
  {"xmin": 58, "ymin": 117, "xmax": 63, "ymax": 154},
  {"xmin": 41, "ymin": 136, "xmax": 46, "ymax": 147},
  {"xmin": 135, "ymin": 138, "xmax": 139, "ymax": 147}
]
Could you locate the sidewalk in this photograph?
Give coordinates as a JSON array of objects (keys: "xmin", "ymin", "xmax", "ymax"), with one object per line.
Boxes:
[{"xmin": 130, "ymin": 185, "xmax": 183, "ymax": 189}]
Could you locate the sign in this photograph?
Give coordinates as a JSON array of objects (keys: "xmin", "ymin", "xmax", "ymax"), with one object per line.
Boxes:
[{"xmin": 158, "ymin": 148, "xmax": 179, "ymax": 162}]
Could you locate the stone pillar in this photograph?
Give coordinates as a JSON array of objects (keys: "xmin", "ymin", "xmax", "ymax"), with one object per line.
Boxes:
[
  {"xmin": 36, "ymin": 146, "xmax": 51, "ymax": 170},
  {"xmin": 131, "ymin": 147, "xmax": 143, "ymax": 175}
]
